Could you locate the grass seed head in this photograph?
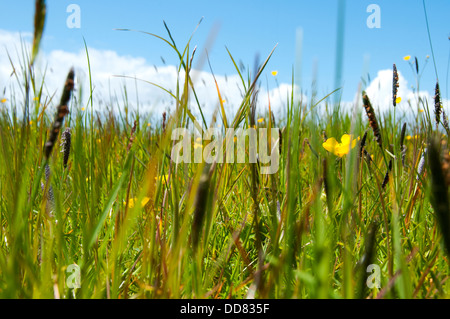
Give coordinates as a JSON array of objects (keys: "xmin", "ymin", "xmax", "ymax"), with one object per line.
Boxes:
[
  {"xmin": 362, "ymin": 91, "xmax": 382, "ymax": 148},
  {"xmin": 381, "ymin": 159, "xmax": 392, "ymax": 189},
  {"xmin": 363, "ymin": 149, "xmax": 373, "ymax": 164},
  {"xmin": 127, "ymin": 120, "xmax": 137, "ymax": 152},
  {"xmin": 192, "ymin": 164, "xmax": 212, "ymax": 252},
  {"xmin": 393, "ymin": 64, "xmax": 399, "ymax": 107},
  {"xmin": 400, "ymin": 123, "xmax": 406, "ymax": 148},
  {"xmin": 44, "ymin": 163, "xmax": 54, "ymax": 215},
  {"xmin": 162, "ymin": 111, "xmax": 167, "ymax": 133},
  {"xmin": 359, "ymin": 130, "xmax": 368, "ymax": 159},
  {"xmin": 417, "ymin": 148, "xmax": 427, "ymax": 181},
  {"xmin": 435, "ymin": 82, "xmax": 442, "ymax": 129},
  {"xmin": 44, "ymin": 68, "xmax": 74, "ymax": 160},
  {"xmin": 400, "ymin": 123, "xmax": 407, "ymax": 167},
  {"xmin": 443, "ymin": 109, "xmax": 450, "ymax": 136},
  {"xmin": 60, "ymin": 127, "xmax": 71, "ymax": 168}
]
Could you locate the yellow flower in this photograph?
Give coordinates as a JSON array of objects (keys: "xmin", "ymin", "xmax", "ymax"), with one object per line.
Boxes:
[
  {"xmin": 140, "ymin": 196, "xmax": 150, "ymax": 207},
  {"xmin": 257, "ymin": 118, "xmax": 264, "ymax": 123},
  {"xmin": 81, "ymin": 107, "xmax": 85, "ymax": 111},
  {"xmin": 155, "ymin": 174, "xmax": 169, "ymax": 182},
  {"xmin": 1, "ymin": 98, "xmax": 6, "ymax": 103},
  {"xmin": 126, "ymin": 196, "xmax": 150, "ymax": 209},
  {"xmin": 33, "ymin": 97, "xmax": 39, "ymax": 101},
  {"xmin": 194, "ymin": 142, "xmax": 202, "ymax": 149},
  {"xmin": 395, "ymin": 97, "xmax": 402, "ymax": 104},
  {"xmin": 403, "ymin": 55, "xmax": 411, "ymax": 61},
  {"xmin": 147, "ymin": 123, "xmax": 151, "ymax": 127},
  {"xmin": 406, "ymin": 135, "xmax": 420, "ymax": 141},
  {"xmin": 29, "ymin": 120, "xmax": 33, "ymax": 125},
  {"xmin": 271, "ymin": 70, "xmax": 278, "ymax": 76},
  {"xmin": 323, "ymin": 134, "xmax": 359, "ymax": 157},
  {"xmin": 419, "ymin": 109, "xmax": 424, "ymax": 113}
]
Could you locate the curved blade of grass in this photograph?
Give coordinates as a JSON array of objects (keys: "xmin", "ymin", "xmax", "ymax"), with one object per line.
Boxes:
[
  {"xmin": 225, "ymin": 46, "xmax": 247, "ymax": 91},
  {"xmin": 87, "ymin": 152, "xmax": 133, "ymax": 249}
]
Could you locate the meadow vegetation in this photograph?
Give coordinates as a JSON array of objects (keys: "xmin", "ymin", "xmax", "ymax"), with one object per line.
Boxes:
[{"xmin": 0, "ymin": 1, "xmax": 449, "ymax": 299}]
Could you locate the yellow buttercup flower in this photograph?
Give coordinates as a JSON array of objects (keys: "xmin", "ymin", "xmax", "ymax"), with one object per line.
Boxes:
[
  {"xmin": 403, "ymin": 55, "xmax": 411, "ymax": 61},
  {"xmin": 155, "ymin": 174, "xmax": 169, "ymax": 182},
  {"xmin": 406, "ymin": 135, "xmax": 420, "ymax": 141},
  {"xmin": 126, "ymin": 196, "xmax": 150, "ymax": 208},
  {"xmin": 323, "ymin": 134, "xmax": 359, "ymax": 157},
  {"xmin": 1, "ymin": 98, "xmax": 6, "ymax": 103},
  {"xmin": 258, "ymin": 118, "xmax": 264, "ymax": 123},
  {"xmin": 395, "ymin": 97, "xmax": 402, "ymax": 104},
  {"xmin": 194, "ymin": 142, "xmax": 202, "ymax": 149},
  {"xmin": 271, "ymin": 70, "xmax": 278, "ymax": 76}
]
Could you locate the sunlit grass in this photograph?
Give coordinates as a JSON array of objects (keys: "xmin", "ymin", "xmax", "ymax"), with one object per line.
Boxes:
[{"xmin": 0, "ymin": 1, "xmax": 450, "ymax": 300}]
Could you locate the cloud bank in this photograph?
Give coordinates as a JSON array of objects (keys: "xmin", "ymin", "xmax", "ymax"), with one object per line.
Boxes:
[
  {"xmin": 0, "ymin": 29, "xmax": 300, "ymax": 124},
  {"xmin": 1, "ymin": 29, "xmax": 447, "ymax": 126}
]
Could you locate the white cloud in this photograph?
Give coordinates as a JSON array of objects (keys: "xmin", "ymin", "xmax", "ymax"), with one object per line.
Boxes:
[
  {"xmin": 0, "ymin": 29, "xmax": 298, "ymax": 126},
  {"xmin": 3, "ymin": 29, "xmax": 445, "ymax": 127}
]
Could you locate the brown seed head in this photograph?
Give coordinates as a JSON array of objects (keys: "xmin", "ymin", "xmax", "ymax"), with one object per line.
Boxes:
[
  {"xmin": 362, "ymin": 91, "xmax": 382, "ymax": 148},
  {"xmin": 393, "ymin": 64, "xmax": 399, "ymax": 107}
]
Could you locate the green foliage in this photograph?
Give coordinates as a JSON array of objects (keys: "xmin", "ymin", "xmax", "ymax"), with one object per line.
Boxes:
[{"xmin": 0, "ymin": 3, "xmax": 449, "ymax": 299}]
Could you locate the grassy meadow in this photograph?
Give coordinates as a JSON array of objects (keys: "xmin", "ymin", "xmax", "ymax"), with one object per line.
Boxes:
[{"xmin": 0, "ymin": 1, "xmax": 450, "ymax": 299}]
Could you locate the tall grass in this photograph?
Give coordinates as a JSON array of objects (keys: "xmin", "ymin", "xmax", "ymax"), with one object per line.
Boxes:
[{"xmin": 1, "ymin": 1, "xmax": 450, "ymax": 299}]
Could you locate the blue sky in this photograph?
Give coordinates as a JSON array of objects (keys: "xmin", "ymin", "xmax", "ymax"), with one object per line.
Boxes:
[{"xmin": 1, "ymin": 0, "xmax": 450, "ymax": 115}]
